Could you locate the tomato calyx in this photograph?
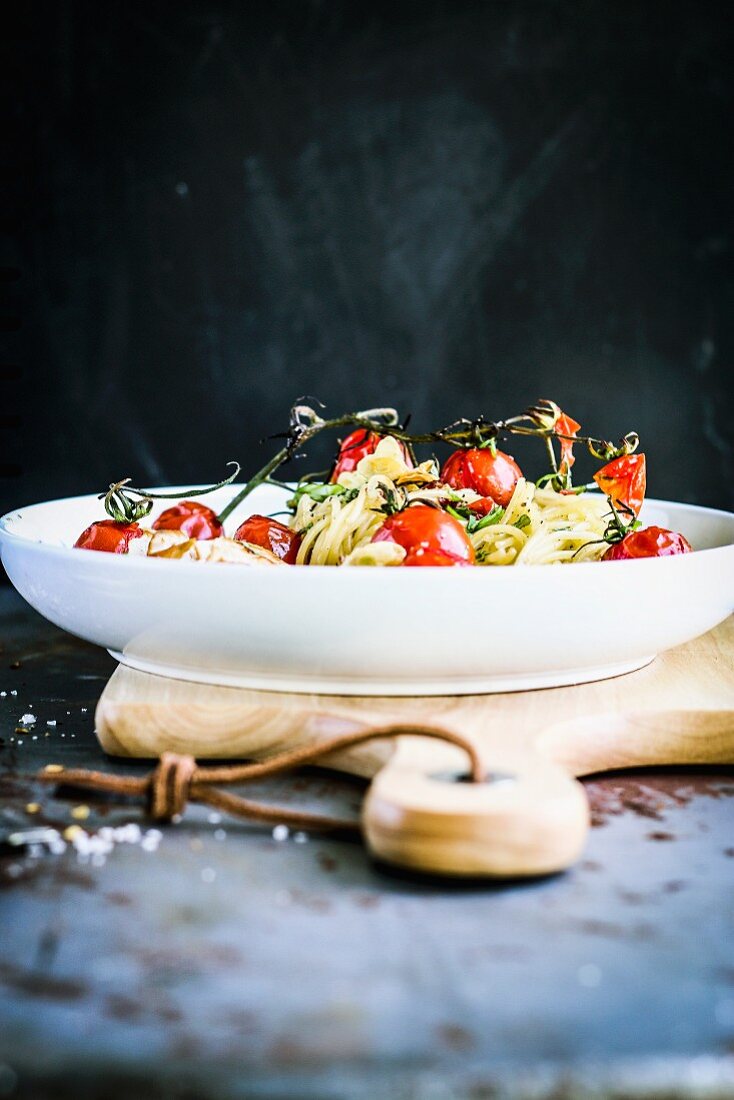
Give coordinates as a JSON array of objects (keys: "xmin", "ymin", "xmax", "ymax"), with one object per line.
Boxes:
[
  {"xmin": 100, "ymin": 465, "xmax": 240, "ymax": 524},
  {"xmin": 602, "ymin": 499, "xmax": 643, "ymax": 547}
]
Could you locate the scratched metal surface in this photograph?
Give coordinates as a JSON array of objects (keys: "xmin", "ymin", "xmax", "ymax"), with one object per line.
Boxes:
[{"xmin": 1, "ymin": 588, "xmax": 733, "ymax": 1100}]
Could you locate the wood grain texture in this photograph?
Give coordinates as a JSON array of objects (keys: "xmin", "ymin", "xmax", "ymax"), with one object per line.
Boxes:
[{"xmin": 96, "ymin": 618, "xmax": 734, "ymax": 878}]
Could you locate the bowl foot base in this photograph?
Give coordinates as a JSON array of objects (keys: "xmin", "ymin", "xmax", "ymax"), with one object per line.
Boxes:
[{"xmin": 107, "ymin": 651, "xmax": 656, "ymax": 696}]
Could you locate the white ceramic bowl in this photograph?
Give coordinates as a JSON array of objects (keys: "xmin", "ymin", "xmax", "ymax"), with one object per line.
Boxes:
[{"xmin": 1, "ymin": 485, "xmax": 732, "ymax": 695}]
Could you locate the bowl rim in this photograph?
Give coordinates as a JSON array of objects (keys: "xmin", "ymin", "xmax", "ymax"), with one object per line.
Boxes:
[{"xmin": 1, "ymin": 489, "xmax": 732, "ymax": 577}]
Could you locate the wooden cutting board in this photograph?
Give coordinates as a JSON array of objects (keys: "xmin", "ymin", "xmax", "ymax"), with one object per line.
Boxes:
[{"xmin": 96, "ymin": 618, "xmax": 734, "ymax": 878}]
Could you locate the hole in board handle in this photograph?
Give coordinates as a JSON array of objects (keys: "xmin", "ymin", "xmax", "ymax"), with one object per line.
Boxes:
[{"xmin": 430, "ymin": 769, "xmax": 517, "ymax": 787}]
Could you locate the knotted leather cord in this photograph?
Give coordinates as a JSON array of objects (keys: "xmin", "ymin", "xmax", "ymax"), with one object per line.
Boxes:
[{"xmin": 37, "ymin": 724, "xmax": 483, "ymax": 835}]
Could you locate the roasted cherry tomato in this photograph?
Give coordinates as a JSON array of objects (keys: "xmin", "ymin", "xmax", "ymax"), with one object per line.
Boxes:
[
  {"xmin": 234, "ymin": 514, "xmax": 301, "ymax": 563},
  {"xmin": 74, "ymin": 519, "xmax": 144, "ymax": 553},
  {"xmin": 152, "ymin": 501, "xmax": 223, "ymax": 540},
  {"xmin": 594, "ymin": 453, "xmax": 647, "ymax": 518},
  {"xmin": 330, "ymin": 429, "xmax": 411, "ymax": 482},
  {"xmin": 603, "ymin": 526, "xmax": 692, "ymax": 560},
  {"xmin": 371, "ymin": 505, "xmax": 475, "ymax": 566},
  {"xmin": 440, "ymin": 448, "xmax": 522, "ymax": 508},
  {"xmin": 467, "ymin": 498, "xmax": 499, "ymax": 516},
  {"xmin": 555, "ymin": 410, "xmax": 581, "ymax": 475}
]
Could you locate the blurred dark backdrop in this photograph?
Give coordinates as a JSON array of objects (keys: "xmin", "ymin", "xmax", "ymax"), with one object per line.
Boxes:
[{"xmin": 3, "ymin": 0, "xmax": 733, "ymax": 527}]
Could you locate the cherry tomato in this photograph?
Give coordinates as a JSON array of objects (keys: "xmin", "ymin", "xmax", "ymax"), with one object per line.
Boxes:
[
  {"xmin": 74, "ymin": 519, "xmax": 144, "ymax": 553},
  {"xmin": 603, "ymin": 526, "xmax": 692, "ymax": 560},
  {"xmin": 330, "ymin": 429, "xmax": 411, "ymax": 482},
  {"xmin": 467, "ymin": 498, "xmax": 499, "ymax": 516},
  {"xmin": 440, "ymin": 448, "xmax": 522, "ymax": 508},
  {"xmin": 555, "ymin": 410, "xmax": 581, "ymax": 475},
  {"xmin": 152, "ymin": 501, "xmax": 223, "ymax": 540},
  {"xmin": 371, "ymin": 505, "xmax": 475, "ymax": 566},
  {"xmin": 594, "ymin": 454, "xmax": 647, "ymax": 517},
  {"xmin": 234, "ymin": 514, "xmax": 301, "ymax": 563}
]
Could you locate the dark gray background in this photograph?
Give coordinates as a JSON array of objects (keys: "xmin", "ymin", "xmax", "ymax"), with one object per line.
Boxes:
[{"xmin": 3, "ymin": 0, "xmax": 733, "ymax": 524}]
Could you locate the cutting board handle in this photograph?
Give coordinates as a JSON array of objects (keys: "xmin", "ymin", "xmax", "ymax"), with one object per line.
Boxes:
[
  {"xmin": 362, "ymin": 751, "xmax": 589, "ymax": 877},
  {"xmin": 538, "ymin": 709, "xmax": 734, "ymax": 775}
]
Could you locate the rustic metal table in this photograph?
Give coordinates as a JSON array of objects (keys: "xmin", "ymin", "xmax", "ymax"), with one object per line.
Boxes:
[{"xmin": 1, "ymin": 588, "xmax": 733, "ymax": 1099}]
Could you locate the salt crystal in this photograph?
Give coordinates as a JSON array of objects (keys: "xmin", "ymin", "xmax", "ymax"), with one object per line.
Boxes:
[
  {"xmin": 207, "ymin": 812, "xmax": 222, "ymax": 825},
  {"xmin": 20, "ymin": 713, "xmax": 36, "ymax": 725},
  {"xmin": 81, "ymin": 707, "xmax": 87, "ymax": 713},
  {"xmin": 114, "ymin": 824, "xmax": 141, "ymax": 844},
  {"xmin": 272, "ymin": 825, "xmax": 289, "ymax": 842},
  {"xmin": 201, "ymin": 867, "xmax": 216, "ymax": 883},
  {"xmin": 214, "ymin": 828, "xmax": 227, "ymax": 841},
  {"xmin": 46, "ymin": 720, "xmax": 56, "ymax": 727},
  {"xmin": 141, "ymin": 836, "xmax": 160, "ymax": 852},
  {"xmin": 10, "ymin": 690, "xmax": 17, "ymax": 696},
  {"xmin": 0, "ymin": 691, "xmax": 6, "ymax": 697},
  {"xmin": 293, "ymin": 832, "xmax": 309, "ymax": 844},
  {"xmin": 8, "ymin": 827, "xmax": 59, "ymax": 846}
]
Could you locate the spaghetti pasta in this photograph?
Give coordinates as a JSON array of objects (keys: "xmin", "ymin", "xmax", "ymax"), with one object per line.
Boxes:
[
  {"xmin": 83, "ymin": 397, "xmax": 692, "ymax": 566},
  {"xmin": 290, "ymin": 438, "xmax": 611, "ymax": 567}
]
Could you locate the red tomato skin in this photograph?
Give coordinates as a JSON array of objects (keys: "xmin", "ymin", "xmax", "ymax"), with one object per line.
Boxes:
[
  {"xmin": 152, "ymin": 501, "xmax": 223, "ymax": 540},
  {"xmin": 603, "ymin": 526, "xmax": 692, "ymax": 560},
  {"xmin": 234, "ymin": 514, "xmax": 301, "ymax": 563},
  {"xmin": 467, "ymin": 498, "xmax": 499, "ymax": 516},
  {"xmin": 74, "ymin": 519, "xmax": 143, "ymax": 553},
  {"xmin": 555, "ymin": 411, "xmax": 581, "ymax": 475},
  {"xmin": 594, "ymin": 454, "xmax": 647, "ymax": 517},
  {"xmin": 440, "ymin": 448, "xmax": 522, "ymax": 508},
  {"xmin": 371, "ymin": 505, "xmax": 475, "ymax": 566},
  {"xmin": 330, "ymin": 430, "xmax": 411, "ymax": 482},
  {"xmin": 404, "ymin": 548, "xmax": 473, "ymax": 567}
]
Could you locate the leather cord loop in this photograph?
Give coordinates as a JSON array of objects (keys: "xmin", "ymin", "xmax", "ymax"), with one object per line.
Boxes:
[
  {"xmin": 37, "ymin": 723, "xmax": 483, "ymax": 834},
  {"xmin": 150, "ymin": 752, "xmax": 197, "ymax": 820}
]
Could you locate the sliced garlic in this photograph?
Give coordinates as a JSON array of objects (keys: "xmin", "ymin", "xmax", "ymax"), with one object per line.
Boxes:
[
  {"xmin": 193, "ymin": 537, "xmax": 283, "ymax": 565},
  {"xmin": 395, "ymin": 459, "xmax": 439, "ymax": 487},
  {"xmin": 147, "ymin": 530, "xmax": 196, "ymax": 559},
  {"xmin": 127, "ymin": 529, "xmax": 154, "ymax": 555},
  {"xmin": 355, "ymin": 436, "xmax": 411, "ymax": 481}
]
